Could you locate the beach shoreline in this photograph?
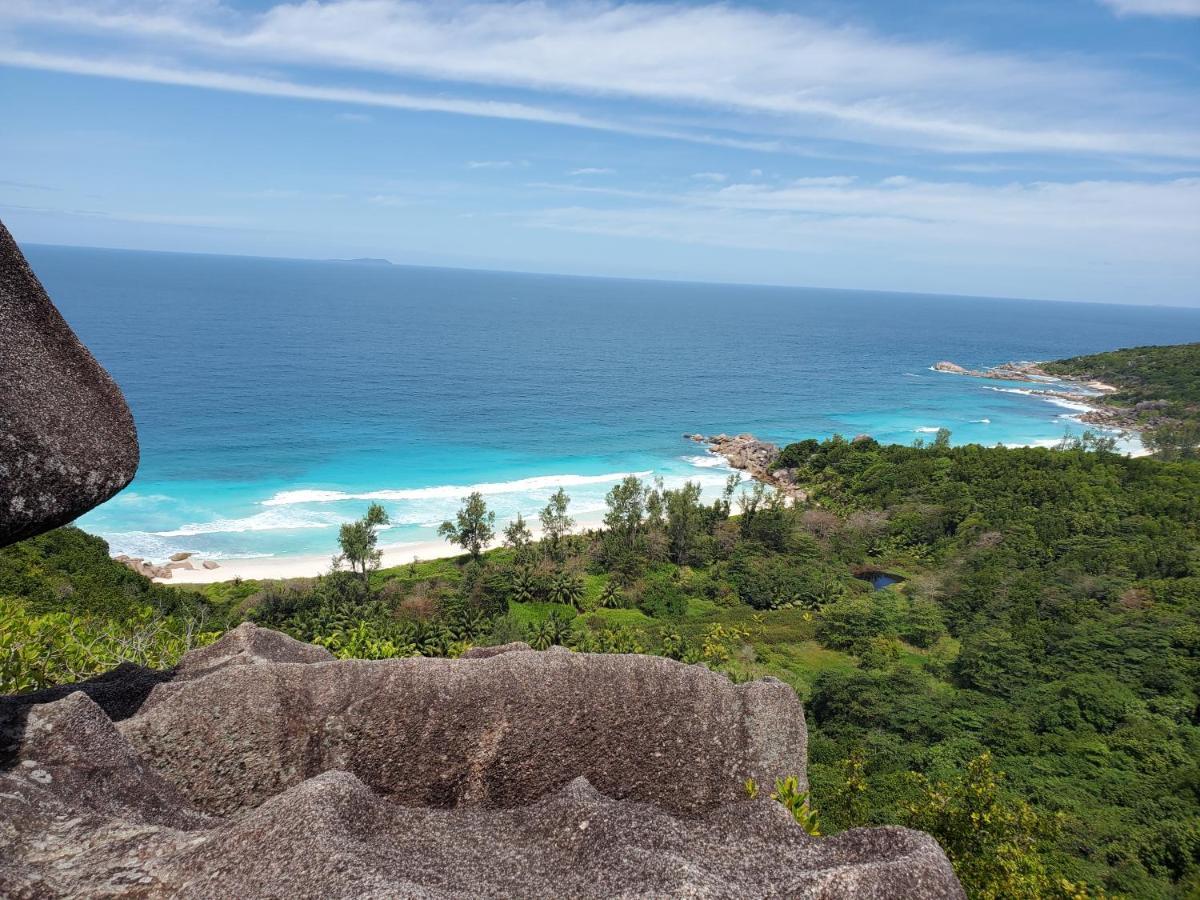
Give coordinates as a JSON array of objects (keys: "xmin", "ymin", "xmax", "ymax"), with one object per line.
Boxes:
[{"xmin": 162, "ymin": 511, "xmax": 613, "ymax": 584}]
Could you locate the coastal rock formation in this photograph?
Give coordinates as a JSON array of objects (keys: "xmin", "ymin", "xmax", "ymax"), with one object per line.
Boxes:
[
  {"xmin": 0, "ymin": 221, "xmax": 139, "ymax": 546},
  {"xmin": 932, "ymin": 358, "xmax": 1150, "ymax": 436},
  {"xmin": 700, "ymin": 433, "xmax": 808, "ymax": 500},
  {"xmin": 114, "ymin": 554, "xmax": 220, "ymax": 579},
  {"xmin": 1, "ymin": 624, "xmax": 965, "ymax": 898},
  {"xmin": 933, "ymin": 359, "xmax": 1055, "ymax": 381}
]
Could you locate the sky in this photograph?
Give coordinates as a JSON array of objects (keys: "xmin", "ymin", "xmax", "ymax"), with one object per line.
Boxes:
[{"xmin": 1, "ymin": 0, "xmax": 1198, "ymax": 306}]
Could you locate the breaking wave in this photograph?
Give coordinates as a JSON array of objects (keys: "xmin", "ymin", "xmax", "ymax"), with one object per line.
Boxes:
[{"xmin": 262, "ymin": 471, "xmax": 652, "ymax": 507}]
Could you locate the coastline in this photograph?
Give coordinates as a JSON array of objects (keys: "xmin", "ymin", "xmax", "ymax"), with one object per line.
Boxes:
[
  {"xmin": 162, "ymin": 511, "xmax": 612, "ymax": 584},
  {"xmin": 930, "ymin": 359, "xmax": 1146, "ymax": 452}
]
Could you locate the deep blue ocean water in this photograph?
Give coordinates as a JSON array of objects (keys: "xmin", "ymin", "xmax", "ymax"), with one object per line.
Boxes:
[{"xmin": 26, "ymin": 244, "xmax": 1200, "ymax": 564}]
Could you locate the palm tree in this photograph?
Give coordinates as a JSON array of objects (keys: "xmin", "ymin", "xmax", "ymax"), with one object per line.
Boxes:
[
  {"xmin": 548, "ymin": 569, "xmax": 585, "ymax": 609},
  {"xmin": 598, "ymin": 579, "xmax": 623, "ymax": 609},
  {"xmin": 510, "ymin": 565, "xmax": 539, "ymax": 604}
]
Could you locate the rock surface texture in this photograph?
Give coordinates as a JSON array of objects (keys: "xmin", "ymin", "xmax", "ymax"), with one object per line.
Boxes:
[
  {"xmin": 0, "ymin": 221, "xmax": 139, "ymax": 545},
  {"xmin": 1, "ymin": 624, "xmax": 965, "ymax": 898}
]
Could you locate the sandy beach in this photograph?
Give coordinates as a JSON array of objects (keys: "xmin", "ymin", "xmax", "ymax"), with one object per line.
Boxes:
[{"xmin": 161, "ymin": 511, "xmax": 613, "ymax": 584}]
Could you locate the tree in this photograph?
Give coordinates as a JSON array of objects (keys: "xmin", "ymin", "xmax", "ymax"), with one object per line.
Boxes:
[
  {"xmin": 904, "ymin": 753, "xmax": 1062, "ymax": 900},
  {"xmin": 540, "ymin": 487, "xmax": 574, "ymax": 561},
  {"xmin": 438, "ymin": 492, "xmax": 495, "ymax": 560},
  {"xmin": 548, "ymin": 568, "xmax": 585, "ymax": 609},
  {"xmin": 664, "ymin": 481, "xmax": 705, "ymax": 565},
  {"xmin": 604, "ymin": 476, "xmax": 647, "ymax": 554},
  {"xmin": 503, "ymin": 512, "xmax": 535, "ymax": 564},
  {"xmin": 336, "ymin": 503, "xmax": 390, "ymax": 583}
]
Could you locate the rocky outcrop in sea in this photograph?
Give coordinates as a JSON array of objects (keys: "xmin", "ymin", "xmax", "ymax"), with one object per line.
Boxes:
[
  {"xmin": 1, "ymin": 623, "xmax": 964, "ymax": 898},
  {"xmin": 686, "ymin": 432, "xmax": 807, "ymax": 499}
]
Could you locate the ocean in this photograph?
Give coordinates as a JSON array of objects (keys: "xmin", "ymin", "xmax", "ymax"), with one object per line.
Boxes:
[{"xmin": 26, "ymin": 244, "xmax": 1200, "ymax": 567}]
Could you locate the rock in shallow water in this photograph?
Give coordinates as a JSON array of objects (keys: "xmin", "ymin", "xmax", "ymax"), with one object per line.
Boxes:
[
  {"xmin": 1, "ymin": 624, "xmax": 964, "ymax": 898},
  {"xmin": 0, "ymin": 221, "xmax": 139, "ymax": 545}
]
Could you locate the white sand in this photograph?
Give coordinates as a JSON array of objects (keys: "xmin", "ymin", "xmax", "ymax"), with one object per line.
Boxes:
[
  {"xmin": 162, "ymin": 537, "xmax": 461, "ymax": 584},
  {"xmin": 160, "ymin": 511, "xmax": 613, "ymax": 584}
]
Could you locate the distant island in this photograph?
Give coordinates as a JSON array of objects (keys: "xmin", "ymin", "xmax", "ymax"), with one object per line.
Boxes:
[{"xmin": 328, "ymin": 256, "xmax": 394, "ymax": 266}]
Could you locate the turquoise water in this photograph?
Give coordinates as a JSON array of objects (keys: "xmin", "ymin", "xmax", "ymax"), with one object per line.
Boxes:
[{"xmin": 26, "ymin": 244, "xmax": 1200, "ymax": 564}]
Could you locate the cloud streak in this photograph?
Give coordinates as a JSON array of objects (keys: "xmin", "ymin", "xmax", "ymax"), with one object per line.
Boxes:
[
  {"xmin": 1, "ymin": 0, "xmax": 1197, "ymax": 159},
  {"xmin": 522, "ymin": 175, "xmax": 1200, "ymax": 299},
  {"xmin": 1099, "ymin": 0, "xmax": 1200, "ymax": 16}
]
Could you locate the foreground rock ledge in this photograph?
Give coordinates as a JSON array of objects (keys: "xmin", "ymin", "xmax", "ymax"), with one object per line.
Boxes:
[{"xmin": 0, "ymin": 624, "xmax": 964, "ymax": 898}]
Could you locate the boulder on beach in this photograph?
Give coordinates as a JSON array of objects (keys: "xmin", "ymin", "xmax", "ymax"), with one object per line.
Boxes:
[
  {"xmin": 201, "ymin": 559, "xmax": 220, "ymax": 570},
  {"xmin": 169, "ymin": 551, "xmax": 193, "ymax": 562}
]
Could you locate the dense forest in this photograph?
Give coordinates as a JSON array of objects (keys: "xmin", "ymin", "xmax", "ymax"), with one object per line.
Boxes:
[{"xmin": 5, "ymin": 346, "xmax": 1200, "ymax": 898}]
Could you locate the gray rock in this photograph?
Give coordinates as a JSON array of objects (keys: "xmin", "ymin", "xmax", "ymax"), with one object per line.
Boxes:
[
  {"xmin": 0, "ymin": 221, "xmax": 139, "ymax": 546},
  {"xmin": 120, "ymin": 624, "xmax": 807, "ymax": 816},
  {"xmin": 1, "ymin": 627, "xmax": 964, "ymax": 898}
]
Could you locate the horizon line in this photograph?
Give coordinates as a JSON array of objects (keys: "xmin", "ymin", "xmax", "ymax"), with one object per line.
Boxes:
[{"xmin": 21, "ymin": 238, "xmax": 1200, "ymax": 312}]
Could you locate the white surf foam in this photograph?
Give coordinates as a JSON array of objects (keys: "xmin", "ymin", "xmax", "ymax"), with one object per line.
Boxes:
[
  {"xmin": 971, "ymin": 418, "xmax": 991, "ymax": 424},
  {"xmin": 914, "ymin": 426, "xmax": 942, "ymax": 434},
  {"xmin": 151, "ymin": 507, "xmax": 345, "ymax": 537},
  {"xmin": 683, "ymin": 454, "xmax": 729, "ymax": 468},
  {"xmin": 262, "ymin": 471, "xmax": 653, "ymax": 507}
]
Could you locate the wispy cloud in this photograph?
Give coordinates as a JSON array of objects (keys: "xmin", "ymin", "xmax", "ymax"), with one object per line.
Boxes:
[
  {"xmin": 569, "ymin": 167, "xmax": 615, "ymax": 176},
  {"xmin": 3, "ymin": 201, "xmax": 255, "ymax": 230},
  {"xmin": 367, "ymin": 194, "xmax": 407, "ymax": 207},
  {"xmin": 336, "ymin": 111, "xmax": 372, "ymax": 123},
  {"xmin": 1, "ymin": 1, "xmax": 1197, "ymax": 159},
  {"xmin": 523, "ymin": 175, "xmax": 1200, "ymax": 292},
  {"xmin": 467, "ymin": 160, "xmax": 525, "ymax": 170},
  {"xmin": 691, "ymin": 172, "xmax": 728, "ymax": 183},
  {"xmin": 1099, "ymin": 0, "xmax": 1200, "ymax": 16},
  {"xmin": 0, "ymin": 48, "xmax": 790, "ymax": 156}
]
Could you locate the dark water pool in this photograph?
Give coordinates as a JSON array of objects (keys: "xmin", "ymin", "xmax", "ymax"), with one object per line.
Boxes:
[{"xmin": 857, "ymin": 572, "xmax": 903, "ymax": 591}]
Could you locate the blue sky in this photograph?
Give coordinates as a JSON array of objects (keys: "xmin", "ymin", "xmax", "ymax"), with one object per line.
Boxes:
[{"xmin": 1, "ymin": 0, "xmax": 1197, "ymax": 305}]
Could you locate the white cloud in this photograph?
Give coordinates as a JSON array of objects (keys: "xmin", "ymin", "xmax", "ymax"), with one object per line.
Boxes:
[
  {"xmin": 467, "ymin": 160, "xmax": 522, "ymax": 169},
  {"xmin": 0, "ymin": 48, "xmax": 793, "ymax": 155},
  {"xmin": 792, "ymin": 176, "xmax": 857, "ymax": 186},
  {"xmin": 569, "ymin": 167, "xmax": 615, "ymax": 175},
  {"xmin": 367, "ymin": 194, "xmax": 407, "ymax": 206},
  {"xmin": 1, "ymin": 0, "xmax": 1196, "ymax": 159},
  {"xmin": 691, "ymin": 172, "xmax": 728, "ymax": 182},
  {"xmin": 1099, "ymin": 0, "xmax": 1200, "ymax": 16},
  {"xmin": 522, "ymin": 175, "xmax": 1200, "ymax": 300}
]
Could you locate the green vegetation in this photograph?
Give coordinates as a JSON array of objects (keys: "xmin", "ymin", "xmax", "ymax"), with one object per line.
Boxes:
[
  {"xmin": 5, "ymin": 434, "xmax": 1198, "ymax": 896},
  {"xmin": 0, "ymin": 528, "xmax": 226, "ymax": 693},
  {"xmin": 1044, "ymin": 343, "xmax": 1200, "ymax": 459},
  {"xmin": 335, "ymin": 502, "xmax": 390, "ymax": 582},
  {"xmin": 8, "ymin": 336, "xmax": 1200, "ymax": 899}
]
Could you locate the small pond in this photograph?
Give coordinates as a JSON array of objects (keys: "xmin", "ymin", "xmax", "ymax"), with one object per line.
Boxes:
[{"xmin": 855, "ymin": 571, "xmax": 904, "ymax": 591}]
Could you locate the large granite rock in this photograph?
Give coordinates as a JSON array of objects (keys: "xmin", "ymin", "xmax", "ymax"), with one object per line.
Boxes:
[
  {"xmin": 0, "ymin": 221, "xmax": 139, "ymax": 545},
  {"xmin": 1, "ymin": 625, "xmax": 965, "ymax": 898}
]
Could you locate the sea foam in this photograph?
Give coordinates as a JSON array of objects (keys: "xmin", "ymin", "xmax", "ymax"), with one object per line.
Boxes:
[{"xmin": 262, "ymin": 471, "xmax": 653, "ymax": 507}]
